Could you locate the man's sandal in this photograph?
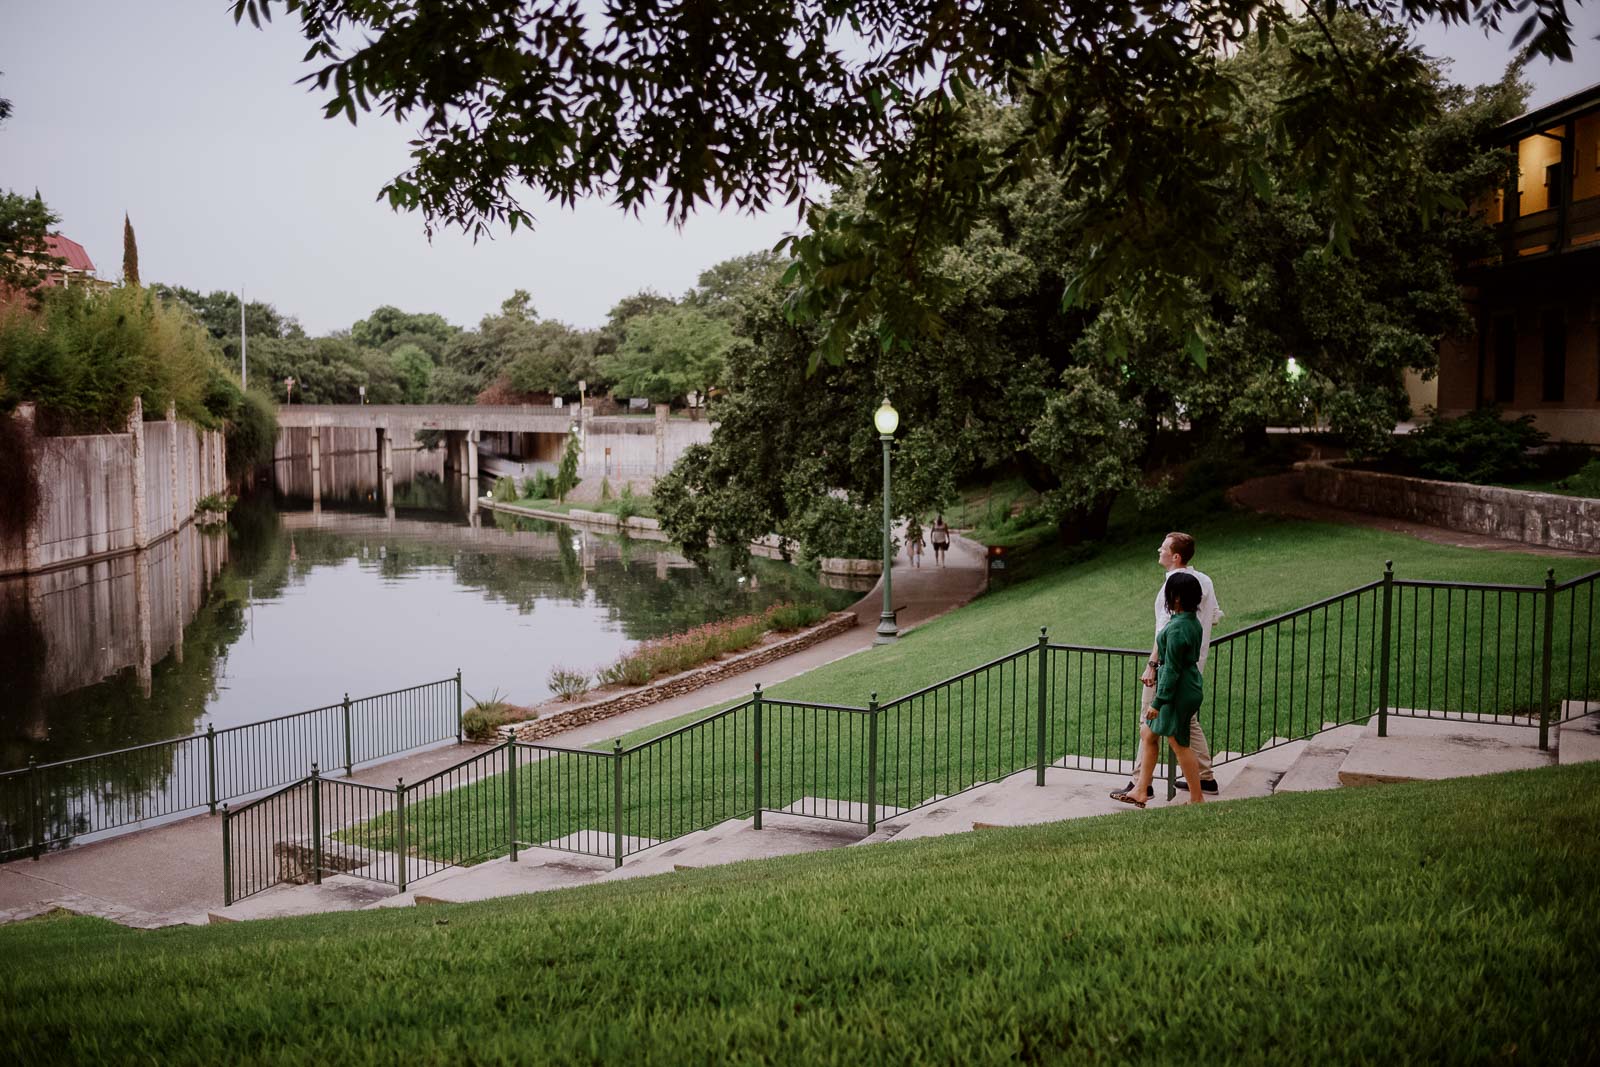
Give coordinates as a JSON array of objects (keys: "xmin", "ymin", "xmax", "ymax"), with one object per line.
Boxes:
[{"xmin": 1110, "ymin": 791, "xmax": 1147, "ymax": 809}]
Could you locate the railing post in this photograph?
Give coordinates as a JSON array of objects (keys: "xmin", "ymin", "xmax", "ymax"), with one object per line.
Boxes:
[
  {"xmin": 342, "ymin": 694, "xmax": 353, "ymax": 776},
  {"xmin": 1035, "ymin": 627, "xmax": 1049, "ymax": 786},
  {"xmin": 222, "ymin": 803, "xmax": 232, "ymax": 906},
  {"xmin": 1377, "ymin": 561, "xmax": 1394, "ymax": 738},
  {"xmin": 28, "ymin": 757, "xmax": 40, "ymax": 861},
  {"xmin": 611, "ymin": 739, "xmax": 624, "ymax": 870},
  {"xmin": 752, "ymin": 684, "xmax": 763, "ymax": 831},
  {"xmin": 1540, "ymin": 567, "xmax": 1556, "ymax": 752},
  {"xmin": 867, "ymin": 693, "xmax": 880, "ymax": 834},
  {"xmin": 310, "ymin": 764, "xmax": 323, "ymax": 886},
  {"xmin": 205, "ymin": 724, "xmax": 218, "ymax": 815},
  {"xmin": 455, "ymin": 669, "xmax": 464, "ymax": 744},
  {"xmin": 507, "ymin": 738, "xmax": 519, "ymax": 863},
  {"xmin": 395, "ymin": 777, "xmax": 408, "ymax": 893}
]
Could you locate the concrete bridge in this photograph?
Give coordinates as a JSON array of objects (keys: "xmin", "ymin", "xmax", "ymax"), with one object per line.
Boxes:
[
  {"xmin": 274, "ymin": 404, "xmax": 713, "ymax": 512},
  {"xmin": 274, "ymin": 404, "xmax": 578, "ymax": 514}
]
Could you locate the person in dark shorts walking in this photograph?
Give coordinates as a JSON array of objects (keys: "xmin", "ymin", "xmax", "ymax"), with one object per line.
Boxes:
[{"xmin": 929, "ymin": 515, "xmax": 950, "ymax": 567}]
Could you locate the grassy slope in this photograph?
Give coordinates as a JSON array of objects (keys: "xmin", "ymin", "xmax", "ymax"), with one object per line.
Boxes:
[
  {"xmin": 690, "ymin": 510, "xmax": 1597, "ymax": 721},
  {"xmin": 6, "ymin": 763, "xmax": 1599, "ymax": 1065},
  {"xmin": 374, "ymin": 511, "xmax": 1599, "ymax": 863}
]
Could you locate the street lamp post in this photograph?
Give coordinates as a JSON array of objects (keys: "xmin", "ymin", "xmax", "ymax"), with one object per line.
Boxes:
[{"xmin": 874, "ymin": 397, "xmax": 899, "ymax": 644}]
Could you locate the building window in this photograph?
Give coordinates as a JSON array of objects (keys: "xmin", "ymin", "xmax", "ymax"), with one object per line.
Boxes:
[
  {"xmin": 1542, "ymin": 308, "xmax": 1566, "ymax": 402},
  {"xmin": 1493, "ymin": 314, "xmax": 1517, "ymax": 404}
]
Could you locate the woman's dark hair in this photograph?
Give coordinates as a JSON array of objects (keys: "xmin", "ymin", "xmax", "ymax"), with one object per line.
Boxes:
[{"xmin": 1164, "ymin": 571, "xmax": 1203, "ymax": 614}]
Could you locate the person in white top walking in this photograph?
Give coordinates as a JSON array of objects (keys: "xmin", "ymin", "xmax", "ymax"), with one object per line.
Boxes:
[{"xmin": 1112, "ymin": 531, "xmax": 1224, "ymax": 801}]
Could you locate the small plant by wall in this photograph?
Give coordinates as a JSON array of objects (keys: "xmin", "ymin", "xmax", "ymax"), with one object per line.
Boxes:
[{"xmin": 547, "ymin": 666, "xmax": 592, "ymax": 702}]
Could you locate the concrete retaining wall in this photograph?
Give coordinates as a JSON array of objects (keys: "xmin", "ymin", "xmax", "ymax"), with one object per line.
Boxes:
[
  {"xmin": 505, "ymin": 611, "xmax": 859, "ymax": 742},
  {"xmin": 1303, "ymin": 464, "xmax": 1600, "ymax": 554},
  {"xmin": 1, "ymin": 402, "xmax": 227, "ymax": 577}
]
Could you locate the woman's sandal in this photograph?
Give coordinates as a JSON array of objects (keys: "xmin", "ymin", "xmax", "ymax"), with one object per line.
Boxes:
[{"xmin": 1110, "ymin": 791, "xmax": 1147, "ymax": 809}]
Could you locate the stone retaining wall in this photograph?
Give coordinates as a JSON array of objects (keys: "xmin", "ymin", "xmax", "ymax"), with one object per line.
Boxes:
[
  {"xmin": 1303, "ymin": 464, "xmax": 1600, "ymax": 554},
  {"xmin": 504, "ymin": 611, "xmax": 859, "ymax": 742}
]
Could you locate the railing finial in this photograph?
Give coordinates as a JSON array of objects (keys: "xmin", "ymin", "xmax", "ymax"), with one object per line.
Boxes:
[{"xmin": 1385, "ymin": 560, "xmax": 1393, "ymax": 572}]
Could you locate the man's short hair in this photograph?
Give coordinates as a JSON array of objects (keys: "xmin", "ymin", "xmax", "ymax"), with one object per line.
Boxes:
[{"xmin": 1166, "ymin": 531, "xmax": 1196, "ymax": 565}]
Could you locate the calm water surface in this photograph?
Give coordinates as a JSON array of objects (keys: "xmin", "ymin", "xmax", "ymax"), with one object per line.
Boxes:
[{"xmin": 0, "ymin": 465, "xmax": 854, "ymax": 771}]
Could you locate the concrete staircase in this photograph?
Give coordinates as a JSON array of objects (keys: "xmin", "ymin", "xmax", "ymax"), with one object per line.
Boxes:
[{"xmin": 209, "ymin": 708, "xmax": 1600, "ymax": 923}]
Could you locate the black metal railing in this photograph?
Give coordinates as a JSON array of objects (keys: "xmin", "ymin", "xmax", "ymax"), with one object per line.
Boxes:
[
  {"xmin": 220, "ymin": 563, "xmax": 1600, "ymax": 905},
  {"xmin": 4, "ymin": 673, "xmax": 463, "ymax": 862}
]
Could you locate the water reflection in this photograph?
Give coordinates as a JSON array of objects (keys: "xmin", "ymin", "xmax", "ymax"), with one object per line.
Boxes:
[{"xmin": 0, "ymin": 462, "xmax": 856, "ymax": 852}]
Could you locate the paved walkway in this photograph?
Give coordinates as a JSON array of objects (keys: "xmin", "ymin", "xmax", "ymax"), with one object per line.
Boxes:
[
  {"xmin": 0, "ymin": 535, "xmax": 988, "ymax": 927},
  {"xmin": 1228, "ymin": 470, "xmax": 1597, "ymax": 558}
]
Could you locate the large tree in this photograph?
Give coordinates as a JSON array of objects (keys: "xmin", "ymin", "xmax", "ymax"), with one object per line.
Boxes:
[
  {"xmin": 656, "ymin": 18, "xmax": 1525, "ymax": 560},
  {"xmin": 231, "ymin": 0, "xmax": 1576, "ymax": 364}
]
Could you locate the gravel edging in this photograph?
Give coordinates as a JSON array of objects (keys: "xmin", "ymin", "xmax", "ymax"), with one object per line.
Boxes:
[{"xmin": 499, "ymin": 611, "xmax": 860, "ymax": 742}]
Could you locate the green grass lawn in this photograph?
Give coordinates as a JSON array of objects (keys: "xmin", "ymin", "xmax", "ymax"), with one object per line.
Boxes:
[
  {"xmin": 8, "ymin": 763, "xmax": 1599, "ymax": 1065},
  {"xmin": 353, "ymin": 510, "xmax": 1599, "ymax": 869}
]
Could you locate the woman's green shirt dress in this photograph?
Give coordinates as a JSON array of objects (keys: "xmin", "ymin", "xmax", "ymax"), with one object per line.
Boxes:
[{"xmin": 1150, "ymin": 611, "xmax": 1204, "ymax": 747}]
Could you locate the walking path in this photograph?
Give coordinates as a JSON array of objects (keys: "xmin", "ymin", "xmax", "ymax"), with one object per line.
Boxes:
[
  {"xmin": 1228, "ymin": 470, "xmax": 1597, "ymax": 558},
  {"xmin": 0, "ymin": 535, "xmax": 987, "ymax": 927}
]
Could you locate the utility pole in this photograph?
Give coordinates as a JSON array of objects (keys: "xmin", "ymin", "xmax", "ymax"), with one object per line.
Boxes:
[{"xmin": 239, "ymin": 287, "xmax": 248, "ymax": 389}]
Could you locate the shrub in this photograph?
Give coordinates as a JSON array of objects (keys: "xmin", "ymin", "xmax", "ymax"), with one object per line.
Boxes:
[
  {"xmin": 1553, "ymin": 457, "xmax": 1600, "ymax": 497},
  {"xmin": 461, "ymin": 707, "xmax": 498, "ymax": 742},
  {"xmin": 615, "ymin": 483, "xmax": 641, "ymax": 522},
  {"xmin": 492, "ymin": 475, "xmax": 519, "ymax": 503},
  {"xmin": 594, "ymin": 659, "xmax": 629, "ymax": 687},
  {"xmin": 0, "ymin": 284, "xmax": 219, "ymax": 433},
  {"xmin": 764, "ymin": 601, "xmax": 826, "ymax": 632},
  {"xmin": 1396, "ymin": 408, "xmax": 1547, "ymax": 484},
  {"xmin": 547, "ymin": 665, "xmax": 591, "ymax": 701},
  {"xmin": 527, "ymin": 470, "xmax": 554, "ymax": 500},
  {"xmin": 193, "ymin": 493, "xmax": 237, "ymax": 515},
  {"xmin": 600, "ymin": 476, "xmax": 613, "ymax": 502},
  {"xmin": 554, "ymin": 429, "xmax": 580, "ymax": 501},
  {"xmin": 462, "ymin": 686, "xmax": 512, "ymax": 740}
]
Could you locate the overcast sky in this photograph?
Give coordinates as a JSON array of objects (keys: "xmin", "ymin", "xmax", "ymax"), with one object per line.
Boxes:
[{"xmin": 2, "ymin": 2, "xmax": 1597, "ymax": 336}]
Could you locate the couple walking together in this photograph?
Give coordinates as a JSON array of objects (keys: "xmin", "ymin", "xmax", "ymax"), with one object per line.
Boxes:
[
  {"xmin": 1112, "ymin": 531, "xmax": 1224, "ymax": 808},
  {"xmin": 904, "ymin": 515, "xmax": 950, "ymax": 568}
]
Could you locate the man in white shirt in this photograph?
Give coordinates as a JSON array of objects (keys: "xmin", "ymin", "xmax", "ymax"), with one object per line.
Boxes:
[{"xmin": 1112, "ymin": 530, "xmax": 1224, "ymax": 801}]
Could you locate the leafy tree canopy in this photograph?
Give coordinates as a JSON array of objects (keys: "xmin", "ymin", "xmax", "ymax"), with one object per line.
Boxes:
[
  {"xmin": 602, "ymin": 306, "xmax": 741, "ymax": 405},
  {"xmin": 0, "ymin": 190, "xmax": 61, "ymax": 298},
  {"xmin": 350, "ymin": 304, "xmax": 459, "ymax": 357},
  {"xmin": 232, "ymin": 0, "xmax": 1576, "ymax": 365},
  {"xmin": 656, "ymin": 17, "xmax": 1526, "ymax": 561},
  {"xmin": 151, "ymin": 285, "xmax": 304, "ymax": 343}
]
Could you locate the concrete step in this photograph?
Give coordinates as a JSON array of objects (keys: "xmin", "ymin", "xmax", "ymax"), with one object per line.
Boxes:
[
  {"xmin": 598, "ymin": 802, "xmax": 872, "ymax": 881},
  {"xmin": 1557, "ymin": 710, "xmax": 1600, "ymax": 766},
  {"xmin": 1337, "ymin": 716, "xmax": 1553, "ymax": 787},
  {"xmin": 210, "ymin": 874, "xmax": 396, "ymax": 923},
  {"xmin": 1274, "ymin": 725, "xmax": 1367, "ymax": 794},
  {"xmin": 413, "ymin": 855, "xmax": 611, "ymax": 905}
]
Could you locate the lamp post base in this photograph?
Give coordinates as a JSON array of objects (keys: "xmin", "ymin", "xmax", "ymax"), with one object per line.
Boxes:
[{"xmin": 875, "ymin": 613, "xmax": 899, "ymax": 644}]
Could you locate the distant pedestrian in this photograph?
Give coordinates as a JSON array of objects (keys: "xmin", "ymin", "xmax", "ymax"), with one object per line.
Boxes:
[
  {"xmin": 929, "ymin": 515, "xmax": 951, "ymax": 567},
  {"xmin": 905, "ymin": 518, "xmax": 925, "ymax": 568}
]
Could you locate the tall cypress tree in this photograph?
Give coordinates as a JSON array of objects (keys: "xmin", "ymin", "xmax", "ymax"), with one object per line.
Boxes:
[{"xmin": 122, "ymin": 212, "xmax": 140, "ymax": 287}]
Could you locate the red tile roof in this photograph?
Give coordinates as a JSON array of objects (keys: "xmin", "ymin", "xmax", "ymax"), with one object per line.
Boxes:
[{"xmin": 44, "ymin": 234, "xmax": 96, "ymax": 274}]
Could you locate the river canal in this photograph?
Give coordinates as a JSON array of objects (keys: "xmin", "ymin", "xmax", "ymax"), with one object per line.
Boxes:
[{"xmin": 0, "ymin": 453, "xmax": 855, "ymax": 774}]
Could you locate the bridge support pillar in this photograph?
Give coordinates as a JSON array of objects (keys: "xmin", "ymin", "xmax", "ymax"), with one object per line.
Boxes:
[
  {"xmin": 467, "ymin": 429, "xmax": 479, "ymax": 485},
  {"xmin": 378, "ymin": 426, "xmax": 395, "ymax": 519},
  {"xmin": 309, "ymin": 426, "xmax": 322, "ymax": 509}
]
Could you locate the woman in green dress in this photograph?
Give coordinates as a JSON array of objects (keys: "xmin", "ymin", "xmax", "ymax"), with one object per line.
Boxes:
[{"xmin": 1113, "ymin": 571, "xmax": 1207, "ymax": 808}]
